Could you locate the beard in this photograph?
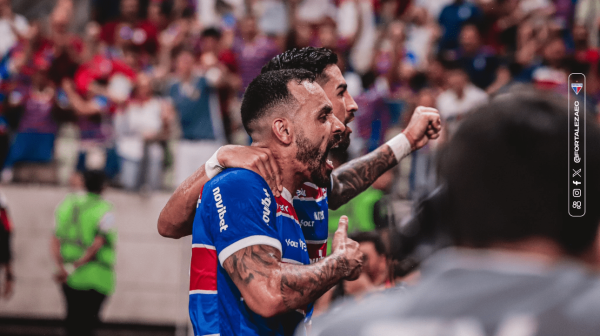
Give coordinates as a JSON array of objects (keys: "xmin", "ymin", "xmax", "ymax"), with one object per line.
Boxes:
[{"xmin": 295, "ymin": 131, "xmax": 337, "ymax": 188}]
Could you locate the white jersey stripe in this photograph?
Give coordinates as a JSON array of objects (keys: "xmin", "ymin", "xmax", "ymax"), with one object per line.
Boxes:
[
  {"xmin": 276, "ymin": 212, "xmax": 300, "ymax": 225},
  {"xmin": 305, "ymin": 239, "xmax": 328, "ymax": 244},
  {"xmin": 218, "ymin": 235, "xmax": 283, "ymax": 266},
  {"xmin": 192, "ymin": 244, "xmax": 216, "ymax": 250},
  {"xmin": 190, "ymin": 290, "xmax": 217, "ymax": 295},
  {"xmin": 292, "ymin": 196, "xmax": 326, "ymax": 202}
]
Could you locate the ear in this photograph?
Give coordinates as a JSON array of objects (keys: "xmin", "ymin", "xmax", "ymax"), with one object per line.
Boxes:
[{"xmin": 272, "ymin": 117, "xmax": 293, "ymax": 145}]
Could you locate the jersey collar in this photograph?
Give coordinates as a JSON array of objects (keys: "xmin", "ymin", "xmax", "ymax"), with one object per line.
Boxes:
[{"xmin": 281, "ymin": 187, "xmax": 293, "ymax": 204}]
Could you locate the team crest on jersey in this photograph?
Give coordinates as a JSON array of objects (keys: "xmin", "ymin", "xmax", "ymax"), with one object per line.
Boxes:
[{"xmin": 572, "ymin": 83, "xmax": 583, "ymax": 95}]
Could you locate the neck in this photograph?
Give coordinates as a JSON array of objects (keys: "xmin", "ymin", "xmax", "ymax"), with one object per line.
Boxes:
[
  {"xmin": 372, "ymin": 269, "xmax": 388, "ymax": 287},
  {"xmin": 454, "ymin": 87, "xmax": 465, "ymax": 99},
  {"xmin": 251, "ymin": 142, "xmax": 305, "ymax": 194},
  {"xmin": 180, "ymin": 72, "xmax": 192, "ymax": 82}
]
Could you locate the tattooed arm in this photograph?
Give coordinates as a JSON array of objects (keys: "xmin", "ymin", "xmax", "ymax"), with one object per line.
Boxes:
[
  {"xmin": 328, "ymin": 106, "xmax": 441, "ymax": 210},
  {"xmin": 223, "ymin": 216, "xmax": 362, "ymax": 318},
  {"xmin": 329, "ymin": 145, "xmax": 396, "ymax": 210}
]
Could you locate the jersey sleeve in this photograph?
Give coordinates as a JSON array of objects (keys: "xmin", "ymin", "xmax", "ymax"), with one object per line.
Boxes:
[{"xmin": 205, "ymin": 169, "xmax": 281, "ymax": 266}]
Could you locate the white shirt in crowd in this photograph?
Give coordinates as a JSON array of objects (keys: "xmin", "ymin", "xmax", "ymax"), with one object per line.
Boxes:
[
  {"xmin": 0, "ymin": 14, "xmax": 29, "ymax": 58},
  {"xmin": 437, "ymin": 84, "xmax": 489, "ymax": 121},
  {"xmin": 115, "ymin": 98, "xmax": 163, "ymax": 161},
  {"xmin": 436, "ymin": 84, "xmax": 488, "ymax": 137}
]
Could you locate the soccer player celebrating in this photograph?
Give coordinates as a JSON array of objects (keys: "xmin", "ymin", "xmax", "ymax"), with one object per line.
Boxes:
[
  {"xmin": 190, "ymin": 69, "xmax": 363, "ymax": 335},
  {"xmin": 158, "ymin": 48, "xmax": 441, "ymax": 261}
]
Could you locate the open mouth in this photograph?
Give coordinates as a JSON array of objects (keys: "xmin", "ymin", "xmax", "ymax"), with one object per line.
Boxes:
[{"xmin": 326, "ymin": 159, "xmax": 334, "ymax": 170}]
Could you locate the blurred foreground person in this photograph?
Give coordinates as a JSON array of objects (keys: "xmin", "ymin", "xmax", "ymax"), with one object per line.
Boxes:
[
  {"xmin": 0, "ymin": 192, "xmax": 14, "ymax": 299},
  {"xmin": 308, "ymin": 91, "xmax": 600, "ymax": 336},
  {"xmin": 51, "ymin": 170, "xmax": 117, "ymax": 336}
]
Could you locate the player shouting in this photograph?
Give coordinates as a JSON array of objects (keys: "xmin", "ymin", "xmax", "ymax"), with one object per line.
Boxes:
[
  {"xmin": 158, "ymin": 48, "xmax": 441, "ymax": 261},
  {"xmin": 190, "ymin": 69, "xmax": 363, "ymax": 335}
]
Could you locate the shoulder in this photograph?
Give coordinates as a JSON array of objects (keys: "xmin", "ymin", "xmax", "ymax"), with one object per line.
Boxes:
[
  {"xmin": 206, "ymin": 168, "xmax": 270, "ymax": 199},
  {"xmin": 98, "ymin": 199, "xmax": 114, "ymax": 212}
]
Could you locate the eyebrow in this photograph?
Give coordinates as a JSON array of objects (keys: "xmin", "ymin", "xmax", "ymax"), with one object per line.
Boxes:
[
  {"xmin": 319, "ymin": 105, "xmax": 333, "ymax": 115},
  {"xmin": 337, "ymin": 83, "xmax": 348, "ymax": 91}
]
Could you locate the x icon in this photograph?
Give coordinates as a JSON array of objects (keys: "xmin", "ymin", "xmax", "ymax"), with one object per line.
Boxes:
[{"xmin": 573, "ymin": 169, "xmax": 581, "ymax": 177}]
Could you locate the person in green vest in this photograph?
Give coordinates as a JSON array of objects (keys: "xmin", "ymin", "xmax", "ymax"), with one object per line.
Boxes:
[{"xmin": 51, "ymin": 170, "xmax": 116, "ymax": 336}]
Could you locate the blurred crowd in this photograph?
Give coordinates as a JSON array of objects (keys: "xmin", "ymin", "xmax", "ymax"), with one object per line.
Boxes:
[{"xmin": 0, "ymin": 0, "xmax": 597, "ymax": 194}]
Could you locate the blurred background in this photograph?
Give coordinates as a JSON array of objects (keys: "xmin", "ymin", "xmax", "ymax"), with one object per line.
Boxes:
[{"xmin": 0, "ymin": 0, "xmax": 597, "ymax": 335}]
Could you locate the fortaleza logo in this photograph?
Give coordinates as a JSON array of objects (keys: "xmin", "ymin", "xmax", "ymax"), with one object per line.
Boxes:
[{"xmin": 572, "ymin": 83, "xmax": 583, "ymax": 95}]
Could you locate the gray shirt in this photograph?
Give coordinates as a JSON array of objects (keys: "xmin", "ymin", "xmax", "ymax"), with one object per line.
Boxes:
[{"xmin": 307, "ymin": 248, "xmax": 600, "ymax": 336}]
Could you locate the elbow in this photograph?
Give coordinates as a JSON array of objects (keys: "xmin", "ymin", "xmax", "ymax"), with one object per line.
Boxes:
[
  {"xmin": 157, "ymin": 218, "xmax": 181, "ymax": 239},
  {"xmin": 245, "ymin": 295, "xmax": 286, "ymax": 318}
]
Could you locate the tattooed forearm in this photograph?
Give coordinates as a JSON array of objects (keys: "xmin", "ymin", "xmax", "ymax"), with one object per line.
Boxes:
[
  {"xmin": 279, "ymin": 252, "xmax": 348, "ymax": 310},
  {"xmin": 223, "ymin": 245, "xmax": 350, "ymax": 317},
  {"xmin": 329, "ymin": 145, "xmax": 397, "ymax": 210}
]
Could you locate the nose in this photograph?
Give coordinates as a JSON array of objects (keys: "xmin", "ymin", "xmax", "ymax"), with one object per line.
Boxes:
[
  {"xmin": 346, "ymin": 94, "xmax": 358, "ymax": 118},
  {"xmin": 331, "ymin": 113, "xmax": 345, "ymax": 135}
]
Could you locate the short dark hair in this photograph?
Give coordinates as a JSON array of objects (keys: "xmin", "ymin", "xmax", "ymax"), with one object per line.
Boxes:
[
  {"xmin": 241, "ymin": 69, "xmax": 315, "ymax": 135},
  {"xmin": 171, "ymin": 45, "xmax": 195, "ymax": 60},
  {"xmin": 438, "ymin": 90, "xmax": 600, "ymax": 255},
  {"xmin": 84, "ymin": 170, "xmax": 106, "ymax": 194},
  {"xmin": 350, "ymin": 231, "xmax": 387, "ymax": 257},
  {"xmin": 261, "ymin": 47, "xmax": 338, "ymax": 83},
  {"xmin": 201, "ymin": 27, "xmax": 221, "ymax": 39}
]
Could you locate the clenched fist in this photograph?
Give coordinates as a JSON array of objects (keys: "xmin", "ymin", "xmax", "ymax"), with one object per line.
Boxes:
[{"xmin": 403, "ymin": 106, "xmax": 442, "ymax": 150}]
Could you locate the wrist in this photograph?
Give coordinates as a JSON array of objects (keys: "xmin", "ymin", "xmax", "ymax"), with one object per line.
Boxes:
[
  {"xmin": 205, "ymin": 146, "xmax": 225, "ymax": 179},
  {"xmin": 387, "ymin": 132, "xmax": 413, "ymax": 162},
  {"xmin": 331, "ymin": 251, "xmax": 350, "ymax": 278}
]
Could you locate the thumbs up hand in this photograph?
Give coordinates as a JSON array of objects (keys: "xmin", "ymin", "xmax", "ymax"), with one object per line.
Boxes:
[{"xmin": 331, "ymin": 216, "xmax": 363, "ymax": 280}]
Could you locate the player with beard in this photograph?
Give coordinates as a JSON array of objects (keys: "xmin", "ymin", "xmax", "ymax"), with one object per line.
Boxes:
[
  {"xmin": 158, "ymin": 48, "xmax": 441, "ymax": 263},
  {"xmin": 189, "ymin": 69, "xmax": 363, "ymax": 336}
]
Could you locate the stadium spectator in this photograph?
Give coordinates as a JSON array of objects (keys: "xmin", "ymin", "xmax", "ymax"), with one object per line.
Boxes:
[
  {"xmin": 436, "ymin": 62, "xmax": 488, "ymax": 139},
  {"xmin": 438, "ymin": 0, "xmax": 482, "ymax": 52},
  {"xmin": 100, "ymin": 0, "xmax": 159, "ymax": 56},
  {"xmin": 115, "ymin": 73, "xmax": 171, "ymax": 191},
  {"xmin": 314, "ymin": 230, "xmax": 392, "ymax": 315},
  {"xmin": 1, "ymin": 57, "xmax": 58, "ymax": 183},
  {"xmin": 404, "ymin": 6, "xmax": 438, "ymax": 71},
  {"xmin": 308, "ymin": 91, "xmax": 600, "ymax": 336},
  {"xmin": 232, "ymin": 15, "xmax": 280, "ymax": 94},
  {"xmin": 458, "ymin": 24, "xmax": 510, "ymax": 94},
  {"xmin": 0, "ymin": 0, "xmax": 29, "ymax": 59},
  {"xmin": 0, "ymin": 0, "xmax": 593, "ymax": 198},
  {"xmin": 168, "ymin": 47, "xmax": 226, "ymax": 185},
  {"xmin": 51, "ymin": 170, "xmax": 117, "ymax": 336},
  {"xmin": 63, "ymin": 51, "xmax": 136, "ymax": 183},
  {"xmin": 350, "ymin": 231, "xmax": 390, "ymax": 288},
  {"xmin": 0, "ymin": 191, "xmax": 14, "ymax": 300},
  {"xmin": 532, "ymin": 37, "xmax": 569, "ymax": 93}
]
